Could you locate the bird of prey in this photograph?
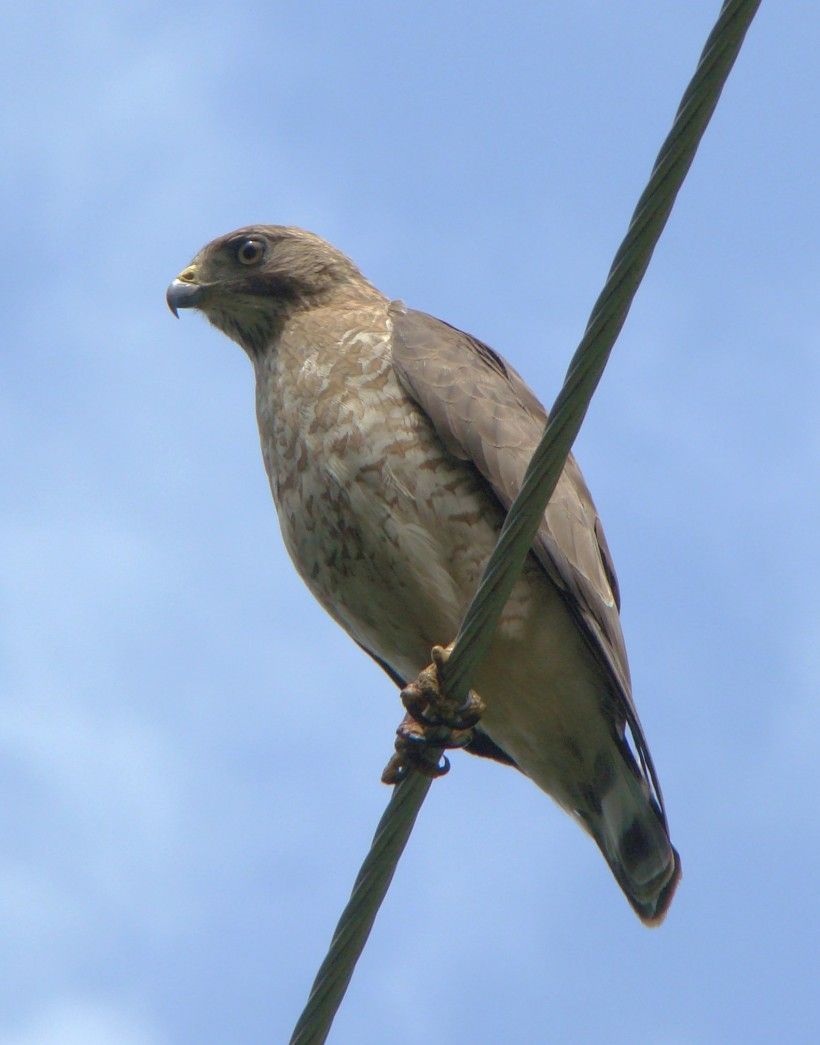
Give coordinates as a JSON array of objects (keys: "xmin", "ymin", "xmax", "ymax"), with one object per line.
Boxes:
[{"xmin": 167, "ymin": 225, "xmax": 681, "ymax": 924}]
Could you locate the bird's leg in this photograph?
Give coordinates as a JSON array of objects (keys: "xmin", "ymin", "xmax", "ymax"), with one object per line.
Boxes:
[{"xmin": 381, "ymin": 644, "xmax": 486, "ymax": 785}]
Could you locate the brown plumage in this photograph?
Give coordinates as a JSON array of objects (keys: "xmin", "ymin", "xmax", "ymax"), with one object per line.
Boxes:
[{"xmin": 167, "ymin": 225, "xmax": 681, "ymax": 924}]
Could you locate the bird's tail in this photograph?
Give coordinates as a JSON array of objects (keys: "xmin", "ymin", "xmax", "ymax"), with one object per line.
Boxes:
[{"xmin": 584, "ymin": 747, "xmax": 681, "ymax": 926}]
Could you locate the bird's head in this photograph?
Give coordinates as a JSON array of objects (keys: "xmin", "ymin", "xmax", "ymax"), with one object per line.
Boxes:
[{"xmin": 166, "ymin": 225, "xmax": 376, "ymax": 356}]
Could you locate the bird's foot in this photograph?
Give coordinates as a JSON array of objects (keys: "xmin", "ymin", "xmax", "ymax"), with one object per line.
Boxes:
[{"xmin": 381, "ymin": 644, "xmax": 485, "ymax": 785}]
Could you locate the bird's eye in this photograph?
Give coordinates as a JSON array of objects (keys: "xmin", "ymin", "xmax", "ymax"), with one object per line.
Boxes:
[{"xmin": 236, "ymin": 238, "xmax": 265, "ymax": 266}]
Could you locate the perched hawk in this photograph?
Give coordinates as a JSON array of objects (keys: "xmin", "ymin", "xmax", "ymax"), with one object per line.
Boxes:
[{"xmin": 167, "ymin": 226, "xmax": 680, "ymax": 924}]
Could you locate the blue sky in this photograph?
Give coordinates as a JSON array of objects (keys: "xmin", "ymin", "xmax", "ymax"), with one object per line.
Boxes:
[{"xmin": 2, "ymin": 2, "xmax": 818, "ymax": 1042}]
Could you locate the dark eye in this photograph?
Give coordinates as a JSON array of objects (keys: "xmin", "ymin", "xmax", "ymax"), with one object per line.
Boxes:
[{"xmin": 236, "ymin": 238, "xmax": 265, "ymax": 265}]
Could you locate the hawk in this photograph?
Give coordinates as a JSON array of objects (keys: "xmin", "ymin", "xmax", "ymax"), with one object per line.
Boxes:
[{"xmin": 167, "ymin": 226, "xmax": 681, "ymax": 924}]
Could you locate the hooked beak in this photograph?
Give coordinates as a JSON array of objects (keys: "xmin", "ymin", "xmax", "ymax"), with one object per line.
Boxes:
[{"xmin": 166, "ymin": 274, "xmax": 205, "ymax": 317}]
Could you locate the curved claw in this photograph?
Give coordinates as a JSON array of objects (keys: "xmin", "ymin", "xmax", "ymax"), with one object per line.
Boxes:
[
  {"xmin": 449, "ymin": 694, "xmax": 484, "ymax": 731},
  {"xmin": 396, "ymin": 719, "xmax": 473, "ymax": 751},
  {"xmin": 381, "ymin": 749, "xmax": 450, "ymax": 785},
  {"xmin": 425, "ymin": 753, "xmax": 451, "ymax": 778}
]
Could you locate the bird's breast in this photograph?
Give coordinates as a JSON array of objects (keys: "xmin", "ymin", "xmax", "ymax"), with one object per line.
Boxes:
[{"xmin": 251, "ymin": 305, "xmax": 513, "ymax": 669}]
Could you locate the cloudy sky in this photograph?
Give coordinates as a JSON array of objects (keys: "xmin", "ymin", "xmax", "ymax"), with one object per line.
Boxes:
[{"xmin": 2, "ymin": 2, "xmax": 818, "ymax": 1042}]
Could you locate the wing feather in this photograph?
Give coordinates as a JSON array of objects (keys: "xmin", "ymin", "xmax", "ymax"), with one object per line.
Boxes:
[{"xmin": 389, "ymin": 303, "xmax": 666, "ymax": 816}]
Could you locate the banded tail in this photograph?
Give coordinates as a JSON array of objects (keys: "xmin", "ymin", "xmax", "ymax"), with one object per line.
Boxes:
[{"xmin": 585, "ymin": 745, "xmax": 681, "ymax": 925}]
